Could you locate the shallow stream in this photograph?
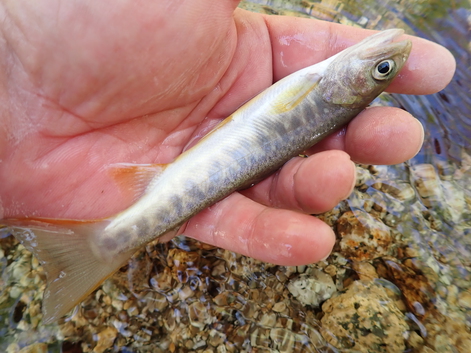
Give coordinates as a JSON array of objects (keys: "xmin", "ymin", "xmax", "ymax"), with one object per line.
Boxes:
[{"xmin": 1, "ymin": 1, "xmax": 470, "ymax": 352}]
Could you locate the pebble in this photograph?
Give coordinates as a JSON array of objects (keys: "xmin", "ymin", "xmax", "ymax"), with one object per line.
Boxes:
[
  {"xmin": 272, "ymin": 301, "xmax": 286, "ymax": 313},
  {"xmin": 188, "ymin": 301, "xmax": 211, "ymax": 329},
  {"xmin": 93, "ymin": 327, "xmax": 117, "ymax": 353},
  {"xmin": 18, "ymin": 343, "xmax": 47, "ymax": 353},
  {"xmin": 287, "ymin": 270, "xmax": 336, "ymax": 307},
  {"xmin": 457, "ymin": 290, "xmax": 471, "ymax": 309},
  {"xmin": 337, "ymin": 210, "xmax": 392, "ymax": 261}
]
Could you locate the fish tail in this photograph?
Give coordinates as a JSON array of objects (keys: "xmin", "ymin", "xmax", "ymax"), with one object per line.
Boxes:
[{"xmin": 6, "ymin": 218, "xmax": 136, "ymax": 324}]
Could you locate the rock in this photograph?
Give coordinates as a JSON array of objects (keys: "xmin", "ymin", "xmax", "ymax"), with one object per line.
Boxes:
[
  {"xmin": 287, "ymin": 269, "xmax": 336, "ymax": 307},
  {"xmin": 337, "ymin": 210, "xmax": 393, "ymax": 261},
  {"xmin": 321, "ymin": 281, "xmax": 409, "ymax": 353},
  {"xmin": 457, "ymin": 289, "xmax": 471, "ymax": 309},
  {"xmin": 410, "ymin": 164, "xmax": 443, "ymax": 208},
  {"xmin": 18, "ymin": 343, "xmax": 47, "ymax": 353},
  {"xmin": 188, "ymin": 301, "xmax": 212, "ymax": 329},
  {"xmin": 93, "ymin": 327, "xmax": 117, "ymax": 353}
]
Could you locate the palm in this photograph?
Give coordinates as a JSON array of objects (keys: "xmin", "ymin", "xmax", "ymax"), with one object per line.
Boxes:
[
  {"xmin": 1, "ymin": 1, "xmax": 236, "ymax": 215},
  {"xmin": 0, "ymin": 1, "xmax": 455, "ymax": 265}
]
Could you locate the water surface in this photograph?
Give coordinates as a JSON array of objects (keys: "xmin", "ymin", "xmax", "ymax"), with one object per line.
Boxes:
[{"xmin": 1, "ymin": 1, "xmax": 470, "ymax": 352}]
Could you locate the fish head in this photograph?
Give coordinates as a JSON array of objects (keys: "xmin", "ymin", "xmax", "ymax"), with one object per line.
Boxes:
[{"xmin": 320, "ymin": 29, "xmax": 412, "ymax": 108}]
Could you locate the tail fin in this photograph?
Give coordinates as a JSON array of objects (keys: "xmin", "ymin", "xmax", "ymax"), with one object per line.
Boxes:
[{"xmin": 6, "ymin": 218, "xmax": 136, "ymax": 324}]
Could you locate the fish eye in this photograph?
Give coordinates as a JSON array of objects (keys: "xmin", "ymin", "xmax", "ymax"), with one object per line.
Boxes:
[{"xmin": 373, "ymin": 59, "xmax": 395, "ymax": 80}]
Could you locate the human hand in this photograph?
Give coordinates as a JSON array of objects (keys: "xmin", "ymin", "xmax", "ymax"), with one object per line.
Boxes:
[{"xmin": 0, "ymin": 0, "xmax": 455, "ymax": 265}]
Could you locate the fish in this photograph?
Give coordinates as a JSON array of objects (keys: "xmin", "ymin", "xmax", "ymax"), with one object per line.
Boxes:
[{"xmin": 3, "ymin": 29, "xmax": 412, "ymax": 323}]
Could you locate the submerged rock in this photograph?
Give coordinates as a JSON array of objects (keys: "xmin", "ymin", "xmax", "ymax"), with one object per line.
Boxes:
[
  {"xmin": 287, "ymin": 269, "xmax": 336, "ymax": 307},
  {"xmin": 321, "ymin": 281, "xmax": 409, "ymax": 353}
]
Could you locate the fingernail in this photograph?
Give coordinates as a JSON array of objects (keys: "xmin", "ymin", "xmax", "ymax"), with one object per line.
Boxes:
[
  {"xmin": 412, "ymin": 118, "xmax": 425, "ymax": 157},
  {"xmin": 341, "ymin": 160, "xmax": 357, "ymax": 201}
]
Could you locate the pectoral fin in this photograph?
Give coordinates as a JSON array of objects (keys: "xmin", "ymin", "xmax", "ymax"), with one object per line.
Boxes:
[{"xmin": 271, "ymin": 73, "xmax": 321, "ymax": 114}]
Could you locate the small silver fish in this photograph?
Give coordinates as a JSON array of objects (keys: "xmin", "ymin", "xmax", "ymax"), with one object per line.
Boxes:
[{"xmin": 4, "ymin": 29, "xmax": 411, "ymax": 323}]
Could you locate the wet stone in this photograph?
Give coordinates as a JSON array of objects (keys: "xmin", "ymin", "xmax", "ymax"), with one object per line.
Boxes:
[
  {"xmin": 457, "ymin": 290, "xmax": 471, "ymax": 309},
  {"xmin": 269, "ymin": 328, "xmax": 297, "ymax": 353},
  {"xmin": 371, "ymin": 179, "xmax": 416, "ymax": 202},
  {"xmin": 407, "ymin": 331, "xmax": 424, "ymax": 349},
  {"xmin": 410, "ymin": 164, "xmax": 443, "ymax": 207},
  {"xmin": 287, "ymin": 269, "xmax": 336, "ymax": 307},
  {"xmin": 272, "ymin": 301, "xmax": 287, "ymax": 313},
  {"xmin": 352, "ymin": 261, "xmax": 378, "ymax": 281},
  {"xmin": 376, "ymin": 258, "xmax": 436, "ymax": 319},
  {"xmin": 250, "ymin": 327, "xmax": 271, "ymax": 349},
  {"xmin": 149, "ymin": 267, "xmax": 174, "ymax": 292},
  {"xmin": 93, "ymin": 327, "xmax": 117, "ymax": 353},
  {"xmin": 336, "ymin": 210, "xmax": 393, "ymax": 261},
  {"xmin": 167, "ymin": 248, "xmax": 201, "ymax": 283},
  {"xmin": 355, "ymin": 166, "xmax": 374, "ymax": 191},
  {"xmin": 259, "ymin": 312, "xmax": 277, "ymax": 327},
  {"xmin": 188, "ymin": 301, "xmax": 212, "ymax": 329},
  {"xmin": 18, "ymin": 343, "xmax": 48, "ymax": 353},
  {"xmin": 321, "ymin": 281, "xmax": 409, "ymax": 353},
  {"xmin": 208, "ymin": 329, "xmax": 226, "ymax": 347}
]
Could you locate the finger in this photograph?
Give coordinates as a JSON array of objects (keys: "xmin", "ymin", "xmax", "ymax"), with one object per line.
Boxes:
[
  {"xmin": 263, "ymin": 16, "xmax": 455, "ymax": 94},
  {"xmin": 183, "ymin": 192, "xmax": 335, "ymax": 265},
  {"xmin": 241, "ymin": 150, "xmax": 355, "ymax": 214},
  {"xmin": 346, "ymin": 106, "xmax": 424, "ymax": 164},
  {"xmin": 308, "ymin": 106, "xmax": 424, "ymax": 165},
  {"xmin": 385, "ymin": 35, "xmax": 455, "ymax": 94}
]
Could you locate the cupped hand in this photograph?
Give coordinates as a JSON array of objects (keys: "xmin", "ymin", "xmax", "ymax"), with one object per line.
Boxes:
[{"xmin": 0, "ymin": 1, "xmax": 455, "ymax": 265}]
